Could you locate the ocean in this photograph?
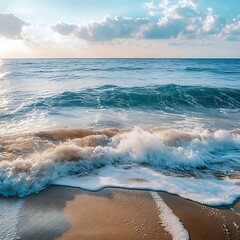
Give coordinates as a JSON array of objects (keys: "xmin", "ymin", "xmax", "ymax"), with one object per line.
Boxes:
[{"xmin": 0, "ymin": 58, "xmax": 239, "ymax": 206}]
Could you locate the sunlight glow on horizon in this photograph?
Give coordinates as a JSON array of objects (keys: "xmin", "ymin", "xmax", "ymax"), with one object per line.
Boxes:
[{"xmin": 0, "ymin": 0, "xmax": 239, "ymax": 58}]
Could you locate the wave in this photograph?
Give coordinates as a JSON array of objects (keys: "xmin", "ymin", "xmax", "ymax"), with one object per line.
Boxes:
[
  {"xmin": 185, "ymin": 66, "xmax": 240, "ymax": 74},
  {"xmin": 0, "ymin": 127, "xmax": 239, "ymax": 197},
  {"xmin": 86, "ymin": 66, "xmax": 144, "ymax": 71},
  {"xmin": 31, "ymin": 84, "xmax": 240, "ymax": 111}
]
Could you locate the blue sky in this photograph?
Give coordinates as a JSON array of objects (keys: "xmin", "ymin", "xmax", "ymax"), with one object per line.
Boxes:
[{"xmin": 0, "ymin": 0, "xmax": 239, "ymax": 57}]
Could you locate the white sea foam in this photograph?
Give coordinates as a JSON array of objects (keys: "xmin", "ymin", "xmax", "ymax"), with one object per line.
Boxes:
[
  {"xmin": 0, "ymin": 127, "xmax": 239, "ymax": 204},
  {"xmin": 150, "ymin": 192, "xmax": 189, "ymax": 240},
  {"xmin": 53, "ymin": 165, "xmax": 240, "ymax": 206},
  {"xmin": 110, "ymin": 127, "xmax": 240, "ymax": 169},
  {"xmin": 0, "ymin": 72, "xmax": 8, "ymax": 79},
  {"xmin": 0, "ymin": 110, "xmax": 52, "ymax": 136},
  {"xmin": 0, "ymin": 198, "xmax": 23, "ymax": 240}
]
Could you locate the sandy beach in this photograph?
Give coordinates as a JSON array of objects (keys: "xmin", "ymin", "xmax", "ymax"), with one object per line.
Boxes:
[{"xmin": 17, "ymin": 186, "xmax": 240, "ymax": 240}]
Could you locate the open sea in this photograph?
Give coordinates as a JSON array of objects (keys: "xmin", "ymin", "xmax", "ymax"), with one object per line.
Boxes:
[{"xmin": 0, "ymin": 58, "xmax": 240, "ymax": 206}]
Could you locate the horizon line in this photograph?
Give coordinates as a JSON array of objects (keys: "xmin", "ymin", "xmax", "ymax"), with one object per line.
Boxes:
[{"xmin": 2, "ymin": 57, "xmax": 240, "ymax": 60}]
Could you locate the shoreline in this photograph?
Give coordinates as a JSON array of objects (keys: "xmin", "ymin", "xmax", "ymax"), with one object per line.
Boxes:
[
  {"xmin": 51, "ymin": 184, "xmax": 240, "ymax": 209},
  {"xmin": 15, "ymin": 186, "xmax": 240, "ymax": 240}
]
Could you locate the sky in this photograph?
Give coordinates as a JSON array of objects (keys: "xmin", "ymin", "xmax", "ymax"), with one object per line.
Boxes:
[{"xmin": 0, "ymin": 0, "xmax": 240, "ymax": 58}]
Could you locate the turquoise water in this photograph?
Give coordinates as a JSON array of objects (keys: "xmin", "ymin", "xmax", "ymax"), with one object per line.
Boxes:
[
  {"xmin": 0, "ymin": 59, "xmax": 239, "ymax": 204},
  {"xmin": 1, "ymin": 58, "xmax": 239, "ymax": 131}
]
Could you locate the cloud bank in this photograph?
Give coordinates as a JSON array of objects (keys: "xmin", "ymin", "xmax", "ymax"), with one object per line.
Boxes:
[
  {"xmin": 52, "ymin": 17, "xmax": 149, "ymax": 42},
  {"xmin": 0, "ymin": 13, "xmax": 28, "ymax": 39},
  {"xmin": 52, "ymin": 0, "xmax": 240, "ymax": 42}
]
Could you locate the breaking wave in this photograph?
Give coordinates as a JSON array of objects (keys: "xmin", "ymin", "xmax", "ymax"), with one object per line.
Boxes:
[
  {"xmin": 0, "ymin": 127, "xmax": 239, "ymax": 197},
  {"xmin": 30, "ymin": 84, "xmax": 240, "ymax": 111}
]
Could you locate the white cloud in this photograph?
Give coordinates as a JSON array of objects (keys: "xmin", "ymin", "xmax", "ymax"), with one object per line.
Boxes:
[
  {"xmin": 144, "ymin": 1, "xmax": 157, "ymax": 9},
  {"xmin": 143, "ymin": 0, "xmax": 199, "ymax": 39},
  {"xmin": 221, "ymin": 17, "xmax": 240, "ymax": 41},
  {"xmin": 52, "ymin": 17, "xmax": 149, "ymax": 42},
  {"xmin": 51, "ymin": 1, "xmax": 239, "ymax": 43},
  {"xmin": 0, "ymin": 13, "xmax": 28, "ymax": 39},
  {"xmin": 178, "ymin": 0, "xmax": 197, "ymax": 9},
  {"xmin": 51, "ymin": 22, "xmax": 77, "ymax": 36},
  {"xmin": 143, "ymin": 0, "xmax": 227, "ymax": 40},
  {"xmin": 202, "ymin": 8, "xmax": 225, "ymax": 34}
]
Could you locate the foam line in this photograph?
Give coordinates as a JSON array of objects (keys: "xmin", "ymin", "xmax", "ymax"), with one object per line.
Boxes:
[
  {"xmin": 0, "ymin": 127, "xmax": 239, "ymax": 201},
  {"xmin": 54, "ymin": 165, "xmax": 240, "ymax": 206},
  {"xmin": 151, "ymin": 192, "xmax": 189, "ymax": 240}
]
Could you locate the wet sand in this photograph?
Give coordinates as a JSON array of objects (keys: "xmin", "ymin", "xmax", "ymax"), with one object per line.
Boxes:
[{"xmin": 17, "ymin": 186, "xmax": 240, "ymax": 240}]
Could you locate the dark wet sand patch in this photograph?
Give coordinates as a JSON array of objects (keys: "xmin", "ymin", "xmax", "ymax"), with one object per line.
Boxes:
[{"xmin": 17, "ymin": 186, "xmax": 240, "ymax": 240}]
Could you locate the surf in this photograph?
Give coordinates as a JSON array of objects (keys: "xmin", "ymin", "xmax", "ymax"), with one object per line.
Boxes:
[{"xmin": 0, "ymin": 127, "xmax": 239, "ymax": 205}]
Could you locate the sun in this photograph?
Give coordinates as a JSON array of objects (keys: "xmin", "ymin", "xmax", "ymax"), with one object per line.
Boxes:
[{"xmin": 0, "ymin": 38, "xmax": 30, "ymax": 58}]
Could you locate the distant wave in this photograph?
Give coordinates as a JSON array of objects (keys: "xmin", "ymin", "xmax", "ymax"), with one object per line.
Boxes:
[
  {"xmin": 31, "ymin": 84, "xmax": 240, "ymax": 110},
  {"xmin": 81, "ymin": 66, "xmax": 144, "ymax": 71},
  {"xmin": 185, "ymin": 66, "xmax": 240, "ymax": 74}
]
